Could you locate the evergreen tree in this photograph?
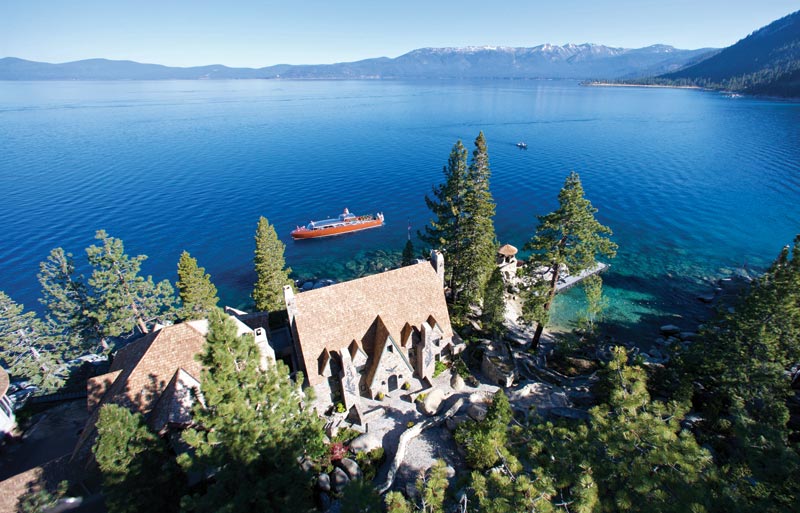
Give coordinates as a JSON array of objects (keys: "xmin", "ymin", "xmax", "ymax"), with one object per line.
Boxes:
[
  {"xmin": 586, "ymin": 347, "xmax": 714, "ymax": 512},
  {"xmin": 455, "ymin": 390, "xmax": 512, "ymax": 470},
  {"xmin": 402, "ymin": 239, "xmax": 416, "ymax": 266},
  {"xmin": 522, "ymin": 172, "xmax": 617, "ymax": 348},
  {"xmin": 179, "ymin": 309, "xmax": 325, "ymax": 513},
  {"xmin": 38, "ymin": 247, "xmax": 98, "ymax": 354},
  {"xmin": 482, "ymin": 266, "xmax": 506, "ymax": 338},
  {"xmin": 93, "ymin": 403, "xmax": 183, "ymax": 513},
  {"xmin": 86, "ymin": 230, "xmax": 176, "ymax": 341},
  {"xmin": 580, "ymin": 274, "xmax": 607, "ymax": 334},
  {"xmin": 420, "ymin": 134, "xmax": 498, "ymax": 321},
  {"xmin": 677, "ymin": 236, "xmax": 800, "ymax": 511},
  {"xmin": 419, "ymin": 140, "xmax": 469, "ymax": 292},
  {"xmin": 454, "ymin": 132, "xmax": 498, "ymax": 314},
  {"xmin": 340, "ymin": 480, "xmax": 383, "ymax": 513},
  {"xmin": 0, "ymin": 291, "xmax": 63, "ymax": 391},
  {"xmin": 416, "ymin": 460, "xmax": 449, "ymax": 513},
  {"xmin": 253, "ymin": 217, "xmax": 292, "ymax": 312},
  {"xmin": 385, "ymin": 491, "xmax": 412, "ymax": 513},
  {"xmin": 17, "ymin": 481, "xmax": 68, "ymax": 513},
  {"xmin": 175, "ymin": 251, "xmax": 219, "ymax": 320}
]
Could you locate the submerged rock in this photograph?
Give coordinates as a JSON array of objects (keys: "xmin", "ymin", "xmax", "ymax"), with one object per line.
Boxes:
[{"xmin": 660, "ymin": 324, "xmax": 681, "ymax": 336}]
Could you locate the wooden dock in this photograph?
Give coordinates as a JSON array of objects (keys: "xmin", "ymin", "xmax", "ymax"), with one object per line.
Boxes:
[{"xmin": 555, "ymin": 262, "xmax": 609, "ymax": 293}]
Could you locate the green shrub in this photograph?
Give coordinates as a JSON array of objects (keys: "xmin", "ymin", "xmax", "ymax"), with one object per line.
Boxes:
[
  {"xmin": 454, "ymin": 356, "xmax": 470, "ymax": 378},
  {"xmin": 354, "ymin": 447, "xmax": 386, "ymax": 481},
  {"xmin": 335, "ymin": 402, "xmax": 346, "ymax": 414},
  {"xmin": 415, "ymin": 393, "xmax": 428, "ymax": 403},
  {"xmin": 376, "ymin": 392, "xmax": 385, "ymax": 401},
  {"xmin": 402, "ymin": 381, "xmax": 411, "ymax": 390},
  {"xmin": 332, "ymin": 426, "xmax": 361, "ymax": 445},
  {"xmin": 433, "ymin": 360, "xmax": 448, "ymax": 377}
]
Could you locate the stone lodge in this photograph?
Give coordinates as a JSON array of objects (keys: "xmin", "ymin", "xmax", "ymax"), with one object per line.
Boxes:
[{"xmin": 284, "ymin": 251, "xmax": 463, "ymax": 414}]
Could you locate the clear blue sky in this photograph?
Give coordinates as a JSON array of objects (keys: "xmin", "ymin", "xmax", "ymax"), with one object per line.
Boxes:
[{"xmin": 2, "ymin": 0, "xmax": 798, "ymax": 67}]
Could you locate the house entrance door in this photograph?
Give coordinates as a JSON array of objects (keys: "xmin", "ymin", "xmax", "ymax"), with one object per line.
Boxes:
[{"xmin": 388, "ymin": 375, "xmax": 398, "ymax": 392}]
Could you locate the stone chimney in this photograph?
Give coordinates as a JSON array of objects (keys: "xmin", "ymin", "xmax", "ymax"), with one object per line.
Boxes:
[
  {"xmin": 283, "ymin": 285, "xmax": 297, "ymax": 324},
  {"xmin": 430, "ymin": 250, "xmax": 445, "ymax": 286},
  {"xmin": 254, "ymin": 327, "xmax": 275, "ymax": 369}
]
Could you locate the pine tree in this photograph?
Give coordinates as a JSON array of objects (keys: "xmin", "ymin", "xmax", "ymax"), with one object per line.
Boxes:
[
  {"xmin": 677, "ymin": 235, "xmax": 800, "ymax": 511},
  {"xmin": 454, "ymin": 131, "xmax": 498, "ymax": 314},
  {"xmin": 455, "ymin": 390, "xmax": 512, "ymax": 470},
  {"xmin": 17, "ymin": 481, "xmax": 68, "ymax": 513},
  {"xmin": 580, "ymin": 274, "xmax": 607, "ymax": 334},
  {"xmin": 420, "ymin": 134, "xmax": 498, "ymax": 321},
  {"xmin": 38, "ymin": 247, "xmax": 98, "ymax": 354},
  {"xmin": 522, "ymin": 172, "xmax": 617, "ymax": 348},
  {"xmin": 176, "ymin": 251, "xmax": 219, "ymax": 320},
  {"xmin": 86, "ymin": 230, "xmax": 176, "ymax": 341},
  {"xmin": 402, "ymin": 239, "xmax": 416, "ymax": 266},
  {"xmin": 416, "ymin": 460, "xmax": 449, "ymax": 513},
  {"xmin": 482, "ymin": 266, "xmax": 506, "ymax": 338},
  {"xmin": 253, "ymin": 217, "xmax": 292, "ymax": 312},
  {"xmin": 385, "ymin": 491, "xmax": 412, "ymax": 513},
  {"xmin": 179, "ymin": 309, "xmax": 325, "ymax": 513},
  {"xmin": 0, "ymin": 291, "xmax": 63, "ymax": 391},
  {"xmin": 419, "ymin": 140, "xmax": 469, "ymax": 292},
  {"xmin": 587, "ymin": 347, "xmax": 714, "ymax": 512},
  {"xmin": 340, "ymin": 480, "xmax": 383, "ymax": 513},
  {"xmin": 93, "ymin": 404, "xmax": 183, "ymax": 513},
  {"xmin": 515, "ymin": 348, "xmax": 712, "ymax": 512}
]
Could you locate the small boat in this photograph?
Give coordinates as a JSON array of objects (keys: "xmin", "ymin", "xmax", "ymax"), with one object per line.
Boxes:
[
  {"xmin": 291, "ymin": 208, "xmax": 385, "ymax": 239},
  {"xmin": 516, "ymin": 142, "xmax": 528, "ymax": 149}
]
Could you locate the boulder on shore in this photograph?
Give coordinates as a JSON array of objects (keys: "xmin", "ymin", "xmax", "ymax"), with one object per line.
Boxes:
[
  {"xmin": 338, "ymin": 458, "xmax": 362, "ymax": 481},
  {"xmin": 349, "ymin": 431, "xmax": 383, "ymax": 453},
  {"xmin": 317, "ymin": 472, "xmax": 331, "ymax": 492},
  {"xmin": 422, "ymin": 388, "xmax": 446, "ymax": 416},
  {"xmin": 466, "ymin": 403, "xmax": 487, "ymax": 422},
  {"xmin": 660, "ymin": 324, "xmax": 681, "ymax": 336},
  {"xmin": 451, "ymin": 373, "xmax": 465, "ymax": 391},
  {"xmin": 331, "ymin": 467, "xmax": 350, "ymax": 493}
]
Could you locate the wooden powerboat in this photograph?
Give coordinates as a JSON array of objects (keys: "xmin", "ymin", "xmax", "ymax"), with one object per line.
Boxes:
[{"xmin": 291, "ymin": 208, "xmax": 385, "ymax": 239}]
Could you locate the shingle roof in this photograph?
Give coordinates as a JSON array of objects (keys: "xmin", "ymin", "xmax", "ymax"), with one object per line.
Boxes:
[
  {"xmin": 0, "ymin": 366, "xmax": 9, "ymax": 397},
  {"xmin": 291, "ymin": 261, "xmax": 452, "ymax": 387},
  {"xmin": 94, "ymin": 323, "xmax": 205, "ymax": 413},
  {"xmin": 72, "ymin": 323, "xmax": 206, "ymax": 461}
]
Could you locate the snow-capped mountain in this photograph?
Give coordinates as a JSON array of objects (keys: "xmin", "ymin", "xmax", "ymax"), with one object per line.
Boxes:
[{"xmin": 0, "ymin": 44, "xmax": 716, "ymax": 81}]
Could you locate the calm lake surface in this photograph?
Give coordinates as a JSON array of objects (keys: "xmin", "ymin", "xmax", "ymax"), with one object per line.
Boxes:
[{"xmin": 1, "ymin": 80, "xmax": 799, "ymax": 343}]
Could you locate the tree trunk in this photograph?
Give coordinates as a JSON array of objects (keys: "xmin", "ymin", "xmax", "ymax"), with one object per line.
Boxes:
[
  {"xmin": 531, "ymin": 263, "xmax": 560, "ymax": 349},
  {"xmin": 130, "ymin": 301, "xmax": 149, "ymax": 335}
]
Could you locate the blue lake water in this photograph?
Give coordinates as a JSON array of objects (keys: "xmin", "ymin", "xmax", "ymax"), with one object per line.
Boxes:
[{"xmin": 1, "ymin": 80, "xmax": 799, "ymax": 343}]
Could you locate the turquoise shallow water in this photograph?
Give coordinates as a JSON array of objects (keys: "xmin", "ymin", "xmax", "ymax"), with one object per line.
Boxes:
[{"xmin": 1, "ymin": 80, "xmax": 799, "ymax": 343}]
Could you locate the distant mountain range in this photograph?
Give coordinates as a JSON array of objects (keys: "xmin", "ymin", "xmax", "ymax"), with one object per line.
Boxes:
[
  {"xmin": 0, "ymin": 44, "xmax": 715, "ymax": 81},
  {"xmin": 659, "ymin": 10, "xmax": 800, "ymax": 96},
  {"xmin": 607, "ymin": 10, "xmax": 800, "ymax": 97}
]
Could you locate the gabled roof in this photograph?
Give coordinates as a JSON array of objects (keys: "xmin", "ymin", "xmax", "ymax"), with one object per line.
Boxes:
[
  {"xmin": 364, "ymin": 316, "xmax": 413, "ymax": 391},
  {"xmin": 291, "ymin": 260, "xmax": 453, "ymax": 387},
  {"xmin": 149, "ymin": 368, "xmax": 201, "ymax": 434},
  {"xmin": 93, "ymin": 322, "xmax": 205, "ymax": 413},
  {"xmin": 73, "ymin": 322, "xmax": 206, "ymax": 461}
]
